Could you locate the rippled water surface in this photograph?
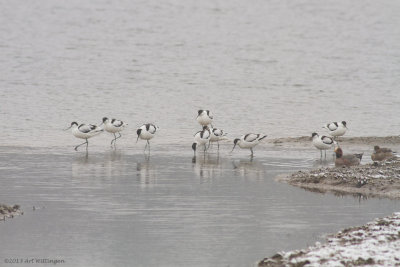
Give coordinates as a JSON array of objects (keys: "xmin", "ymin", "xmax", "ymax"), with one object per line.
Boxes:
[
  {"xmin": 1, "ymin": 0, "xmax": 400, "ymax": 266},
  {"xmin": 0, "ymin": 147, "xmax": 398, "ymax": 267},
  {"xmin": 1, "ymin": 0, "xmax": 400, "ymax": 147}
]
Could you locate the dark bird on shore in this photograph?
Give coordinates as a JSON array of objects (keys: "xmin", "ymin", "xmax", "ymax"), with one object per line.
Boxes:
[
  {"xmin": 334, "ymin": 147, "xmax": 363, "ymax": 167},
  {"xmin": 371, "ymin": 146, "xmax": 395, "ymax": 161}
]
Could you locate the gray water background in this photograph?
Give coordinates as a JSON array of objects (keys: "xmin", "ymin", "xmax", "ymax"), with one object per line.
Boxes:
[
  {"xmin": 1, "ymin": 0, "xmax": 400, "ymax": 266},
  {"xmin": 1, "ymin": 0, "xmax": 400, "ymax": 148}
]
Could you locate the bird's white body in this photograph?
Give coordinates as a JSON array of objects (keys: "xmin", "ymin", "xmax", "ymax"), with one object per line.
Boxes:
[
  {"xmin": 196, "ymin": 110, "xmax": 213, "ymax": 127},
  {"xmin": 103, "ymin": 118, "xmax": 127, "ymax": 134},
  {"xmin": 232, "ymin": 133, "xmax": 267, "ymax": 156},
  {"xmin": 71, "ymin": 123, "xmax": 103, "ymax": 139},
  {"xmin": 192, "ymin": 127, "xmax": 211, "ymax": 154},
  {"xmin": 194, "ymin": 127, "xmax": 211, "ymax": 146},
  {"xmin": 323, "ymin": 121, "xmax": 347, "ymax": 138},
  {"xmin": 312, "ymin": 132, "xmax": 336, "ymax": 158},
  {"xmin": 101, "ymin": 117, "xmax": 127, "ymax": 146},
  {"xmin": 312, "ymin": 133, "xmax": 334, "ymax": 150},
  {"xmin": 209, "ymin": 127, "xmax": 227, "ymax": 142},
  {"xmin": 137, "ymin": 123, "xmax": 159, "ymax": 141},
  {"xmin": 67, "ymin": 122, "xmax": 103, "ymax": 151},
  {"xmin": 235, "ymin": 134, "xmax": 266, "ymax": 149}
]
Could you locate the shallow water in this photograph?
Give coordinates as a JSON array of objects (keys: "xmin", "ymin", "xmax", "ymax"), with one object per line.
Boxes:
[
  {"xmin": 0, "ymin": 146, "xmax": 399, "ymax": 267},
  {"xmin": 1, "ymin": 0, "xmax": 400, "ymax": 266},
  {"xmin": 1, "ymin": 0, "xmax": 400, "ymax": 148}
]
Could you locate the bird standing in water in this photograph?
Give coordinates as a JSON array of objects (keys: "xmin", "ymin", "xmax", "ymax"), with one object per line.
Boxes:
[
  {"xmin": 101, "ymin": 117, "xmax": 127, "ymax": 147},
  {"xmin": 65, "ymin": 122, "xmax": 103, "ymax": 151},
  {"xmin": 136, "ymin": 123, "xmax": 159, "ymax": 152},
  {"xmin": 231, "ymin": 133, "xmax": 267, "ymax": 157}
]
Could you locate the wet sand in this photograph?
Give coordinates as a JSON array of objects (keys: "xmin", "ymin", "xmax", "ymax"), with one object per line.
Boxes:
[
  {"xmin": 278, "ymin": 158, "xmax": 400, "ymax": 200},
  {"xmin": 259, "ymin": 212, "xmax": 400, "ymax": 266},
  {"xmin": 260, "ymin": 136, "xmax": 400, "ymax": 266},
  {"xmin": 268, "ymin": 135, "xmax": 400, "ymax": 147}
]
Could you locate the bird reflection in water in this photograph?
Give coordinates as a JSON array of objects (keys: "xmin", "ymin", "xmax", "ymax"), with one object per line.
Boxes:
[
  {"xmin": 72, "ymin": 150, "xmax": 125, "ymax": 178},
  {"xmin": 192, "ymin": 153, "xmax": 222, "ymax": 183},
  {"xmin": 231, "ymin": 158, "xmax": 266, "ymax": 181},
  {"xmin": 136, "ymin": 154, "xmax": 157, "ymax": 188}
]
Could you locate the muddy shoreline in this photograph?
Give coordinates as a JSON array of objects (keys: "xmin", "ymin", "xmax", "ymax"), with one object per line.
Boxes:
[
  {"xmin": 260, "ymin": 136, "xmax": 400, "ymax": 266},
  {"xmin": 277, "ymin": 158, "xmax": 400, "ymax": 200},
  {"xmin": 268, "ymin": 135, "xmax": 400, "ymax": 147},
  {"xmin": 0, "ymin": 204, "xmax": 22, "ymax": 221}
]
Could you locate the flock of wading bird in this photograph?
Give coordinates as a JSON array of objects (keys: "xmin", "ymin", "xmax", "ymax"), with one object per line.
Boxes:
[{"xmin": 65, "ymin": 110, "xmax": 397, "ymax": 166}]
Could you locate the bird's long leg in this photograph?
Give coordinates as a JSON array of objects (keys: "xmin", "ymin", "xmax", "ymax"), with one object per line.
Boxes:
[
  {"xmin": 112, "ymin": 133, "xmax": 122, "ymax": 147},
  {"xmin": 217, "ymin": 141, "xmax": 220, "ymax": 150},
  {"xmin": 75, "ymin": 139, "xmax": 88, "ymax": 151},
  {"xmin": 320, "ymin": 150, "xmax": 322, "ymax": 158},
  {"xmin": 324, "ymin": 150, "xmax": 327, "ymax": 159},
  {"xmin": 111, "ymin": 133, "xmax": 116, "ymax": 146},
  {"xmin": 147, "ymin": 140, "xmax": 150, "ymax": 151},
  {"xmin": 250, "ymin": 148, "xmax": 254, "ymax": 157}
]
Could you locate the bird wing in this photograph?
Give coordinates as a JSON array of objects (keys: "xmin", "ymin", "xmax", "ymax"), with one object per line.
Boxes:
[
  {"xmin": 200, "ymin": 129, "xmax": 210, "ymax": 139},
  {"xmin": 146, "ymin": 124, "xmax": 157, "ymax": 134},
  {"xmin": 212, "ymin": 128, "xmax": 223, "ymax": 137},
  {"xmin": 321, "ymin": 136, "xmax": 334, "ymax": 145},
  {"xmin": 111, "ymin": 119, "xmax": 124, "ymax": 127},
  {"xmin": 326, "ymin": 122, "xmax": 339, "ymax": 131},
  {"xmin": 78, "ymin": 124, "xmax": 94, "ymax": 133},
  {"xmin": 243, "ymin": 133, "xmax": 259, "ymax": 142}
]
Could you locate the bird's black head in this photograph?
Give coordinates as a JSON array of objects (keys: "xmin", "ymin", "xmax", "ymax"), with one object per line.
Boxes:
[
  {"xmin": 231, "ymin": 138, "xmax": 240, "ymax": 153},
  {"xmin": 71, "ymin": 122, "xmax": 78, "ymax": 126},
  {"xmin": 137, "ymin": 129, "xmax": 142, "ymax": 136},
  {"xmin": 311, "ymin": 132, "xmax": 318, "ymax": 138},
  {"xmin": 102, "ymin": 117, "xmax": 108, "ymax": 123},
  {"xmin": 197, "ymin": 110, "xmax": 203, "ymax": 116},
  {"xmin": 342, "ymin": 121, "xmax": 347, "ymax": 127},
  {"xmin": 192, "ymin": 143, "xmax": 197, "ymax": 151}
]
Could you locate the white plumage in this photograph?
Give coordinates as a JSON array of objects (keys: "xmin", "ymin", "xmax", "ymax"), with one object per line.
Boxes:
[
  {"xmin": 312, "ymin": 132, "xmax": 336, "ymax": 158},
  {"xmin": 66, "ymin": 122, "xmax": 103, "ymax": 151},
  {"xmin": 101, "ymin": 117, "xmax": 128, "ymax": 146},
  {"xmin": 231, "ymin": 133, "xmax": 267, "ymax": 156},
  {"xmin": 209, "ymin": 127, "xmax": 228, "ymax": 150},
  {"xmin": 136, "ymin": 123, "xmax": 159, "ymax": 151},
  {"xmin": 192, "ymin": 126, "xmax": 211, "ymax": 154},
  {"xmin": 196, "ymin": 110, "xmax": 213, "ymax": 127},
  {"xmin": 323, "ymin": 121, "xmax": 347, "ymax": 138}
]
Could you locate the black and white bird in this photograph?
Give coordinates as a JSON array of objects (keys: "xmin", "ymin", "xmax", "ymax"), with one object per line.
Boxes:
[
  {"xmin": 323, "ymin": 121, "xmax": 347, "ymax": 139},
  {"xmin": 311, "ymin": 132, "xmax": 336, "ymax": 158},
  {"xmin": 136, "ymin": 123, "xmax": 159, "ymax": 151},
  {"xmin": 65, "ymin": 122, "xmax": 103, "ymax": 151},
  {"xmin": 231, "ymin": 133, "xmax": 267, "ymax": 157},
  {"xmin": 196, "ymin": 110, "xmax": 213, "ymax": 127},
  {"xmin": 209, "ymin": 127, "xmax": 228, "ymax": 150},
  {"xmin": 101, "ymin": 117, "xmax": 128, "ymax": 146},
  {"xmin": 192, "ymin": 126, "xmax": 211, "ymax": 155}
]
